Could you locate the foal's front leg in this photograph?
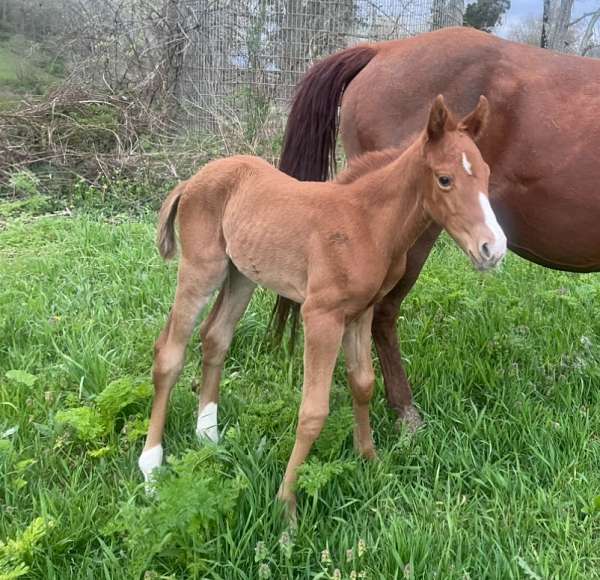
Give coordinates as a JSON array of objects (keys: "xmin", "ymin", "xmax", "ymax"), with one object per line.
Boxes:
[
  {"xmin": 343, "ymin": 307, "xmax": 376, "ymax": 459},
  {"xmin": 277, "ymin": 307, "xmax": 345, "ymax": 516}
]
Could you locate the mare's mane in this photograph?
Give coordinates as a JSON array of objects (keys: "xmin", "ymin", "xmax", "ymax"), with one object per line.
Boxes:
[{"xmin": 335, "ymin": 147, "xmax": 405, "ymax": 185}]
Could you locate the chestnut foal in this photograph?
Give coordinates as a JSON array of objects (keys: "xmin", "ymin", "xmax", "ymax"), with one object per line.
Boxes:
[{"xmin": 139, "ymin": 96, "xmax": 506, "ymax": 514}]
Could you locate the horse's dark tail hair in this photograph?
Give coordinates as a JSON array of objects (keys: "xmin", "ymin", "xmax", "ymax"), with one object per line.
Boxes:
[{"xmin": 270, "ymin": 44, "xmax": 378, "ymax": 347}]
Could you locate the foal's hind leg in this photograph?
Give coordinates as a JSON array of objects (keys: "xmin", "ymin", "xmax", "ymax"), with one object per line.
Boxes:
[
  {"xmin": 138, "ymin": 257, "xmax": 228, "ymax": 484},
  {"xmin": 196, "ymin": 267, "xmax": 256, "ymax": 442},
  {"xmin": 343, "ymin": 307, "xmax": 376, "ymax": 459}
]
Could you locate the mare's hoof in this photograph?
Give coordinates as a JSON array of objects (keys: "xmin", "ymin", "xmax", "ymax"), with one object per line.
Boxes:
[{"xmin": 395, "ymin": 406, "xmax": 424, "ymax": 433}]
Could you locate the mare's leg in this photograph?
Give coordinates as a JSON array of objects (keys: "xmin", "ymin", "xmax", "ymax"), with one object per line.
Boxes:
[
  {"xmin": 138, "ymin": 257, "xmax": 228, "ymax": 484},
  {"xmin": 277, "ymin": 307, "xmax": 345, "ymax": 516},
  {"xmin": 372, "ymin": 224, "xmax": 441, "ymax": 430},
  {"xmin": 196, "ymin": 267, "xmax": 256, "ymax": 442},
  {"xmin": 342, "ymin": 307, "xmax": 376, "ymax": 459}
]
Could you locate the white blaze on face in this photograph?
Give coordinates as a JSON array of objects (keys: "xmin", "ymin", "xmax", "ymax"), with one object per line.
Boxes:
[
  {"xmin": 479, "ymin": 192, "xmax": 507, "ymax": 258},
  {"xmin": 462, "ymin": 152, "xmax": 473, "ymax": 176},
  {"xmin": 196, "ymin": 401, "xmax": 219, "ymax": 443},
  {"xmin": 138, "ymin": 444, "xmax": 163, "ymax": 487}
]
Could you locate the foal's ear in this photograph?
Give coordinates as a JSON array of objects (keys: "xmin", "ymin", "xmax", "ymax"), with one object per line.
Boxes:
[
  {"xmin": 426, "ymin": 95, "xmax": 450, "ymax": 142},
  {"xmin": 459, "ymin": 95, "xmax": 490, "ymax": 141}
]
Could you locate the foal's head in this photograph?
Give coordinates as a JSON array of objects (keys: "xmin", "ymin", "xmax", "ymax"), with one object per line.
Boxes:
[{"xmin": 420, "ymin": 95, "xmax": 506, "ymax": 271}]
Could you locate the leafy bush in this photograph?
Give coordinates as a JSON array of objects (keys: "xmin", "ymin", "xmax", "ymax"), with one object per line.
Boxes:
[
  {"xmin": 0, "ymin": 171, "xmax": 52, "ymax": 218},
  {"xmin": 313, "ymin": 406, "xmax": 354, "ymax": 458},
  {"xmin": 7, "ymin": 171, "xmax": 40, "ymax": 196},
  {"xmin": 4, "ymin": 370, "xmax": 37, "ymax": 387},
  {"xmin": 0, "ymin": 517, "xmax": 54, "ymax": 579},
  {"xmin": 0, "ymin": 195, "xmax": 50, "ymax": 218},
  {"xmin": 297, "ymin": 459, "xmax": 357, "ymax": 497},
  {"xmin": 54, "ymin": 377, "xmax": 152, "ymax": 445},
  {"xmin": 55, "ymin": 406, "xmax": 107, "ymax": 443},
  {"xmin": 96, "ymin": 377, "xmax": 152, "ymax": 420},
  {"xmin": 70, "ymin": 175, "xmax": 166, "ymax": 215},
  {"xmin": 108, "ymin": 448, "xmax": 245, "ymax": 575}
]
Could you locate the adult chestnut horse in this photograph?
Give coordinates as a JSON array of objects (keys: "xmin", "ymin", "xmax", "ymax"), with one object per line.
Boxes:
[{"xmin": 274, "ymin": 26, "xmax": 600, "ymax": 430}]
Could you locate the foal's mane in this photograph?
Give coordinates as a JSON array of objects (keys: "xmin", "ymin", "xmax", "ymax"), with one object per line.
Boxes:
[{"xmin": 335, "ymin": 147, "xmax": 405, "ymax": 184}]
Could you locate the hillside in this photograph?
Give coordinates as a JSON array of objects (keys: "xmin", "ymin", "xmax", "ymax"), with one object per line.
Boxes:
[{"xmin": 0, "ymin": 36, "xmax": 61, "ymax": 102}]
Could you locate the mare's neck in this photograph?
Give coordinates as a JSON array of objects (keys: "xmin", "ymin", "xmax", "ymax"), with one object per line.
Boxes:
[{"xmin": 349, "ymin": 140, "xmax": 433, "ymax": 257}]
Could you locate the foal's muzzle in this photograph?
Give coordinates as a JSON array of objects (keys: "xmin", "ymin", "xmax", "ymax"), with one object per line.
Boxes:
[
  {"xmin": 472, "ymin": 192, "xmax": 507, "ymax": 271},
  {"xmin": 471, "ymin": 236, "xmax": 507, "ymax": 271}
]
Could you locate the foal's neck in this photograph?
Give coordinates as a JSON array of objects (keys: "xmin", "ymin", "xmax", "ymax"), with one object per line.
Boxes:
[{"xmin": 349, "ymin": 140, "xmax": 432, "ymax": 256}]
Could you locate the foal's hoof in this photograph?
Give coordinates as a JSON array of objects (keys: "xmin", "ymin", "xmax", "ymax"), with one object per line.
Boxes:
[
  {"xmin": 395, "ymin": 406, "xmax": 424, "ymax": 433},
  {"xmin": 138, "ymin": 444, "xmax": 163, "ymax": 495},
  {"xmin": 353, "ymin": 430, "xmax": 378, "ymax": 460},
  {"xmin": 277, "ymin": 492, "xmax": 297, "ymax": 524},
  {"xmin": 361, "ymin": 446, "xmax": 378, "ymax": 461}
]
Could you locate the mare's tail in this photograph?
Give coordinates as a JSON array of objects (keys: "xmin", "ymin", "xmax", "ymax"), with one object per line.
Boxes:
[
  {"xmin": 278, "ymin": 43, "xmax": 377, "ymax": 180},
  {"xmin": 272, "ymin": 44, "xmax": 378, "ymax": 342},
  {"xmin": 157, "ymin": 182, "xmax": 186, "ymax": 260}
]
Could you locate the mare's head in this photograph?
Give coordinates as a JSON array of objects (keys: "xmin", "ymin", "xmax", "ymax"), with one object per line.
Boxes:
[{"xmin": 420, "ymin": 95, "xmax": 506, "ymax": 271}]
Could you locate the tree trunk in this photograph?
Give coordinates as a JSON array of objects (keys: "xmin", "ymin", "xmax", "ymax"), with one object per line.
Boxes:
[
  {"xmin": 548, "ymin": 0, "xmax": 575, "ymax": 51},
  {"xmin": 541, "ymin": 0, "xmax": 551, "ymax": 48},
  {"xmin": 150, "ymin": 0, "xmax": 186, "ymax": 111}
]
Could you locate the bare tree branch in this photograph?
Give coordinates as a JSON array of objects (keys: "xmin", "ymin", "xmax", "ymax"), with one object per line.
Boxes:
[{"xmin": 569, "ymin": 8, "xmax": 600, "ymax": 28}]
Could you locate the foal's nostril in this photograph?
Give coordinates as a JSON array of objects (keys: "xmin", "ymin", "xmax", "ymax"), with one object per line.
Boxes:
[{"xmin": 480, "ymin": 242, "xmax": 491, "ymax": 260}]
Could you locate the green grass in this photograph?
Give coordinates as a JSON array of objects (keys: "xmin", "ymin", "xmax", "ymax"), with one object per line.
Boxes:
[
  {"xmin": 0, "ymin": 210, "xmax": 599, "ymax": 579},
  {"xmin": 0, "ymin": 43, "xmax": 17, "ymax": 82},
  {"xmin": 0, "ymin": 37, "xmax": 61, "ymax": 101}
]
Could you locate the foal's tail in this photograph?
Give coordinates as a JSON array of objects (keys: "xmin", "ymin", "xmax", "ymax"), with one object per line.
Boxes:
[
  {"xmin": 157, "ymin": 182, "xmax": 186, "ymax": 260},
  {"xmin": 272, "ymin": 43, "xmax": 378, "ymax": 343}
]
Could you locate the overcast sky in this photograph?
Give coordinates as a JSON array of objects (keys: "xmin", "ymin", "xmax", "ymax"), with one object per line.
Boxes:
[{"xmin": 495, "ymin": 0, "xmax": 598, "ymax": 37}]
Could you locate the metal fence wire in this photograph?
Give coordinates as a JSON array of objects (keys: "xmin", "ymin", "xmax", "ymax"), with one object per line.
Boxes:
[{"xmin": 179, "ymin": 0, "xmax": 464, "ymax": 135}]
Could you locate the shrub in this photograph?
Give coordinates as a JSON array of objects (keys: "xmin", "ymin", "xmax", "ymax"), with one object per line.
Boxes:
[
  {"xmin": 107, "ymin": 448, "xmax": 245, "ymax": 575},
  {"xmin": 54, "ymin": 377, "xmax": 153, "ymax": 445}
]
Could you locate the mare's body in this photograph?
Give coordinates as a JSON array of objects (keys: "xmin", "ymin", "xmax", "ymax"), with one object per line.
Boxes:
[{"xmin": 276, "ymin": 27, "xmax": 600, "ymax": 426}]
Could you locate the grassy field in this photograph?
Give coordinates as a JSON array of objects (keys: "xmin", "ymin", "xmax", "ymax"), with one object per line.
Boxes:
[
  {"xmin": 0, "ymin": 37, "xmax": 60, "ymax": 102},
  {"xmin": 1, "ymin": 208, "xmax": 599, "ymax": 579}
]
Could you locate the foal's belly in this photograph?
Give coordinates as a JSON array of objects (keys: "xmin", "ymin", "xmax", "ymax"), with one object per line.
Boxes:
[
  {"xmin": 229, "ymin": 249, "xmax": 306, "ymax": 302},
  {"xmin": 223, "ymin": 227, "xmax": 307, "ymax": 303}
]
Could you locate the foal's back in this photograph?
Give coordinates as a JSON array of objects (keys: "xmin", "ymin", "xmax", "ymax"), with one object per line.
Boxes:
[
  {"xmin": 175, "ymin": 155, "xmax": 293, "ymax": 261},
  {"xmin": 180, "ymin": 154, "xmax": 337, "ymax": 219},
  {"xmin": 176, "ymin": 154, "xmax": 379, "ymax": 303},
  {"xmin": 184, "ymin": 155, "xmax": 278, "ymax": 205}
]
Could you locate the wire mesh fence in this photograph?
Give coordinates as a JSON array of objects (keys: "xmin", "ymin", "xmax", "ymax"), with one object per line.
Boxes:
[
  {"xmin": 0, "ymin": 0, "xmax": 465, "ymax": 189},
  {"xmin": 178, "ymin": 0, "xmax": 464, "ymax": 137}
]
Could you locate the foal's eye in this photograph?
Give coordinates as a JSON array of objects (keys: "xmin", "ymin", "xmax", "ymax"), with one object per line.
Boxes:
[{"xmin": 437, "ymin": 175, "xmax": 453, "ymax": 189}]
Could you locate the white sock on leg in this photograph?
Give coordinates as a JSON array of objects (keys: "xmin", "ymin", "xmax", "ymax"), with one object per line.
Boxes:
[
  {"xmin": 196, "ymin": 402, "xmax": 219, "ymax": 443},
  {"xmin": 138, "ymin": 444, "xmax": 163, "ymax": 488}
]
